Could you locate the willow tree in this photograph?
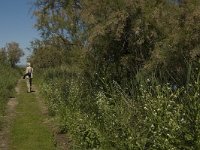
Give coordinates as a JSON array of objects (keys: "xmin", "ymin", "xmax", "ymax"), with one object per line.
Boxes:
[
  {"xmin": 147, "ymin": 0, "xmax": 200, "ymax": 85},
  {"xmin": 32, "ymin": 0, "xmax": 83, "ymax": 68},
  {"xmin": 0, "ymin": 48, "xmax": 7, "ymax": 64},
  {"xmin": 29, "ymin": 37, "xmax": 69, "ymax": 68},
  {"xmin": 32, "ymin": 0, "xmax": 200, "ymax": 85},
  {"xmin": 32, "ymin": 0, "xmax": 173, "ymax": 82},
  {"xmin": 6, "ymin": 42, "xmax": 24, "ymax": 67},
  {"xmin": 78, "ymin": 0, "xmax": 178, "ymax": 85}
]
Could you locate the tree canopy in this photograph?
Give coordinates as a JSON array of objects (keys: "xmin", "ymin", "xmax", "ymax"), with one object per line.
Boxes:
[
  {"xmin": 31, "ymin": 0, "xmax": 200, "ymax": 86},
  {"xmin": 29, "ymin": 1, "xmax": 200, "ymax": 149},
  {"xmin": 0, "ymin": 42, "xmax": 23, "ymax": 67}
]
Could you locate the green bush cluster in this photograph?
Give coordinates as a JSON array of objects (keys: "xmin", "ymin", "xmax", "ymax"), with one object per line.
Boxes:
[
  {"xmin": 39, "ymin": 64, "xmax": 200, "ymax": 149},
  {"xmin": 31, "ymin": 0, "xmax": 200, "ymax": 149},
  {"xmin": 0, "ymin": 64, "xmax": 20, "ymax": 128}
]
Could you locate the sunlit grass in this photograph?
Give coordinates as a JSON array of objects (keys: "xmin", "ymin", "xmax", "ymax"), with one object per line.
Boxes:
[{"xmin": 10, "ymin": 80, "xmax": 55, "ymax": 150}]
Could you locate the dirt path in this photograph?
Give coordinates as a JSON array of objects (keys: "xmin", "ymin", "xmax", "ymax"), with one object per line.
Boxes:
[
  {"xmin": 0, "ymin": 80, "xmax": 20, "ymax": 150},
  {"xmin": 0, "ymin": 79, "xmax": 70, "ymax": 150},
  {"xmin": 33, "ymin": 85, "xmax": 70, "ymax": 150}
]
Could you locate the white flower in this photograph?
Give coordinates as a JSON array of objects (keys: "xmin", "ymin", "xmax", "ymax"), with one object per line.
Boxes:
[
  {"xmin": 181, "ymin": 118, "xmax": 184, "ymax": 122},
  {"xmin": 167, "ymin": 104, "xmax": 171, "ymax": 108},
  {"xmin": 151, "ymin": 124, "xmax": 155, "ymax": 128}
]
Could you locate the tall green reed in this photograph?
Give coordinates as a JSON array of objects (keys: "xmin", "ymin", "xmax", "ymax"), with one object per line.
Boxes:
[{"xmin": 39, "ymin": 62, "xmax": 200, "ymax": 149}]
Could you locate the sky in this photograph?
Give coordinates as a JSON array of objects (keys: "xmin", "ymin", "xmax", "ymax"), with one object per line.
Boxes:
[{"xmin": 0, "ymin": 0, "xmax": 40, "ymax": 65}]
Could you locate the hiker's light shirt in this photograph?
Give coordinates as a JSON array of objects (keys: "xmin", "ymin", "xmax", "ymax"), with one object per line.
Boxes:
[
  {"xmin": 25, "ymin": 65, "xmax": 33, "ymax": 93},
  {"xmin": 25, "ymin": 66, "xmax": 33, "ymax": 78}
]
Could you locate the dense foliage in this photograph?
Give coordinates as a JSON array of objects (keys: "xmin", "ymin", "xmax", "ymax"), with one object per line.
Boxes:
[
  {"xmin": 31, "ymin": 0, "xmax": 200, "ymax": 149},
  {"xmin": 0, "ymin": 42, "xmax": 24, "ymax": 67}
]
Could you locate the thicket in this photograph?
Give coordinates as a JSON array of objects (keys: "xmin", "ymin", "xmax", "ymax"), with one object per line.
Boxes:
[{"xmin": 31, "ymin": 0, "xmax": 200, "ymax": 149}]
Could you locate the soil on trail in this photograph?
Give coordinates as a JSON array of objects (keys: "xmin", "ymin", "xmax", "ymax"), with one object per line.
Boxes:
[
  {"xmin": 0, "ymin": 79, "xmax": 70, "ymax": 150},
  {"xmin": 33, "ymin": 84, "xmax": 71, "ymax": 150},
  {"xmin": 0, "ymin": 81, "xmax": 20, "ymax": 150}
]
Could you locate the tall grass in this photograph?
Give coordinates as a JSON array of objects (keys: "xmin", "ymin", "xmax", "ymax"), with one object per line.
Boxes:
[
  {"xmin": 38, "ymin": 63, "xmax": 200, "ymax": 149},
  {"xmin": 0, "ymin": 64, "xmax": 20, "ymax": 129}
]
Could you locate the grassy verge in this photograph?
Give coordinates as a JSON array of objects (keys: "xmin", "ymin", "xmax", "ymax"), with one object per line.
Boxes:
[
  {"xmin": 0, "ymin": 65, "xmax": 20, "ymax": 129},
  {"xmin": 10, "ymin": 79, "xmax": 55, "ymax": 150}
]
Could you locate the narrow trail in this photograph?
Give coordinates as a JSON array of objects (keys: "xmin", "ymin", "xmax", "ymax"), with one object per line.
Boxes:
[
  {"xmin": 0, "ymin": 80, "xmax": 19, "ymax": 150},
  {"xmin": 0, "ymin": 79, "xmax": 69, "ymax": 150}
]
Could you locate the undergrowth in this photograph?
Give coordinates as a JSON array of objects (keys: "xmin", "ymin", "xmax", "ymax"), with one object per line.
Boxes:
[{"xmin": 38, "ymin": 63, "xmax": 200, "ymax": 149}]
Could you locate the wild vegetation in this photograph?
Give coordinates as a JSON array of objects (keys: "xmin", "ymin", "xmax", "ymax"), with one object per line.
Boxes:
[
  {"xmin": 30, "ymin": 0, "xmax": 200, "ymax": 149},
  {"xmin": 0, "ymin": 42, "xmax": 23, "ymax": 129}
]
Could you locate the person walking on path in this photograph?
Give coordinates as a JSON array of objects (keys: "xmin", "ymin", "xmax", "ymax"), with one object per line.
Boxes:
[{"xmin": 23, "ymin": 62, "xmax": 33, "ymax": 93}]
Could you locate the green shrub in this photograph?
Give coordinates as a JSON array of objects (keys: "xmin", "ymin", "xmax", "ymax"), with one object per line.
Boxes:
[{"xmin": 39, "ymin": 65, "xmax": 200, "ymax": 149}]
